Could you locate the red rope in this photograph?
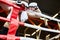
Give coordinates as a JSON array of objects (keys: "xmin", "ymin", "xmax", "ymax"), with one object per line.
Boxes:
[
  {"xmin": 0, "ymin": 35, "xmax": 20, "ymax": 40},
  {"xmin": 0, "ymin": 17, "xmax": 24, "ymax": 26},
  {"xmin": 0, "ymin": 0, "xmax": 20, "ymax": 9},
  {"xmin": 0, "ymin": 17, "xmax": 10, "ymax": 22}
]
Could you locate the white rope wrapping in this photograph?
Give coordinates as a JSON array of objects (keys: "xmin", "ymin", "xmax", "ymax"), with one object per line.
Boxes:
[
  {"xmin": 20, "ymin": 37, "xmax": 42, "ymax": 40},
  {"xmin": 49, "ymin": 34, "xmax": 60, "ymax": 40},
  {"xmin": 24, "ymin": 23, "xmax": 60, "ymax": 33}
]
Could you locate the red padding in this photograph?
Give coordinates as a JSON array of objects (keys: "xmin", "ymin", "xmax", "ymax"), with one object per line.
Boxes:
[
  {"xmin": 10, "ymin": 8, "xmax": 19, "ymax": 19},
  {"xmin": 8, "ymin": 18, "xmax": 19, "ymax": 35},
  {"xmin": 0, "ymin": 0, "xmax": 25, "ymax": 40},
  {"xmin": 8, "ymin": 7, "xmax": 19, "ymax": 35}
]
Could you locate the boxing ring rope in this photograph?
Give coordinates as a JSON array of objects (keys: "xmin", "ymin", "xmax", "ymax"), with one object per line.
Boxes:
[
  {"xmin": 49, "ymin": 34, "xmax": 60, "ymax": 40},
  {"xmin": 0, "ymin": 0, "xmax": 60, "ymax": 40},
  {"xmin": 0, "ymin": 34, "xmax": 43, "ymax": 40},
  {"xmin": 0, "ymin": 17, "xmax": 60, "ymax": 33},
  {"xmin": 0, "ymin": 16, "xmax": 60, "ymax": 40}
]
